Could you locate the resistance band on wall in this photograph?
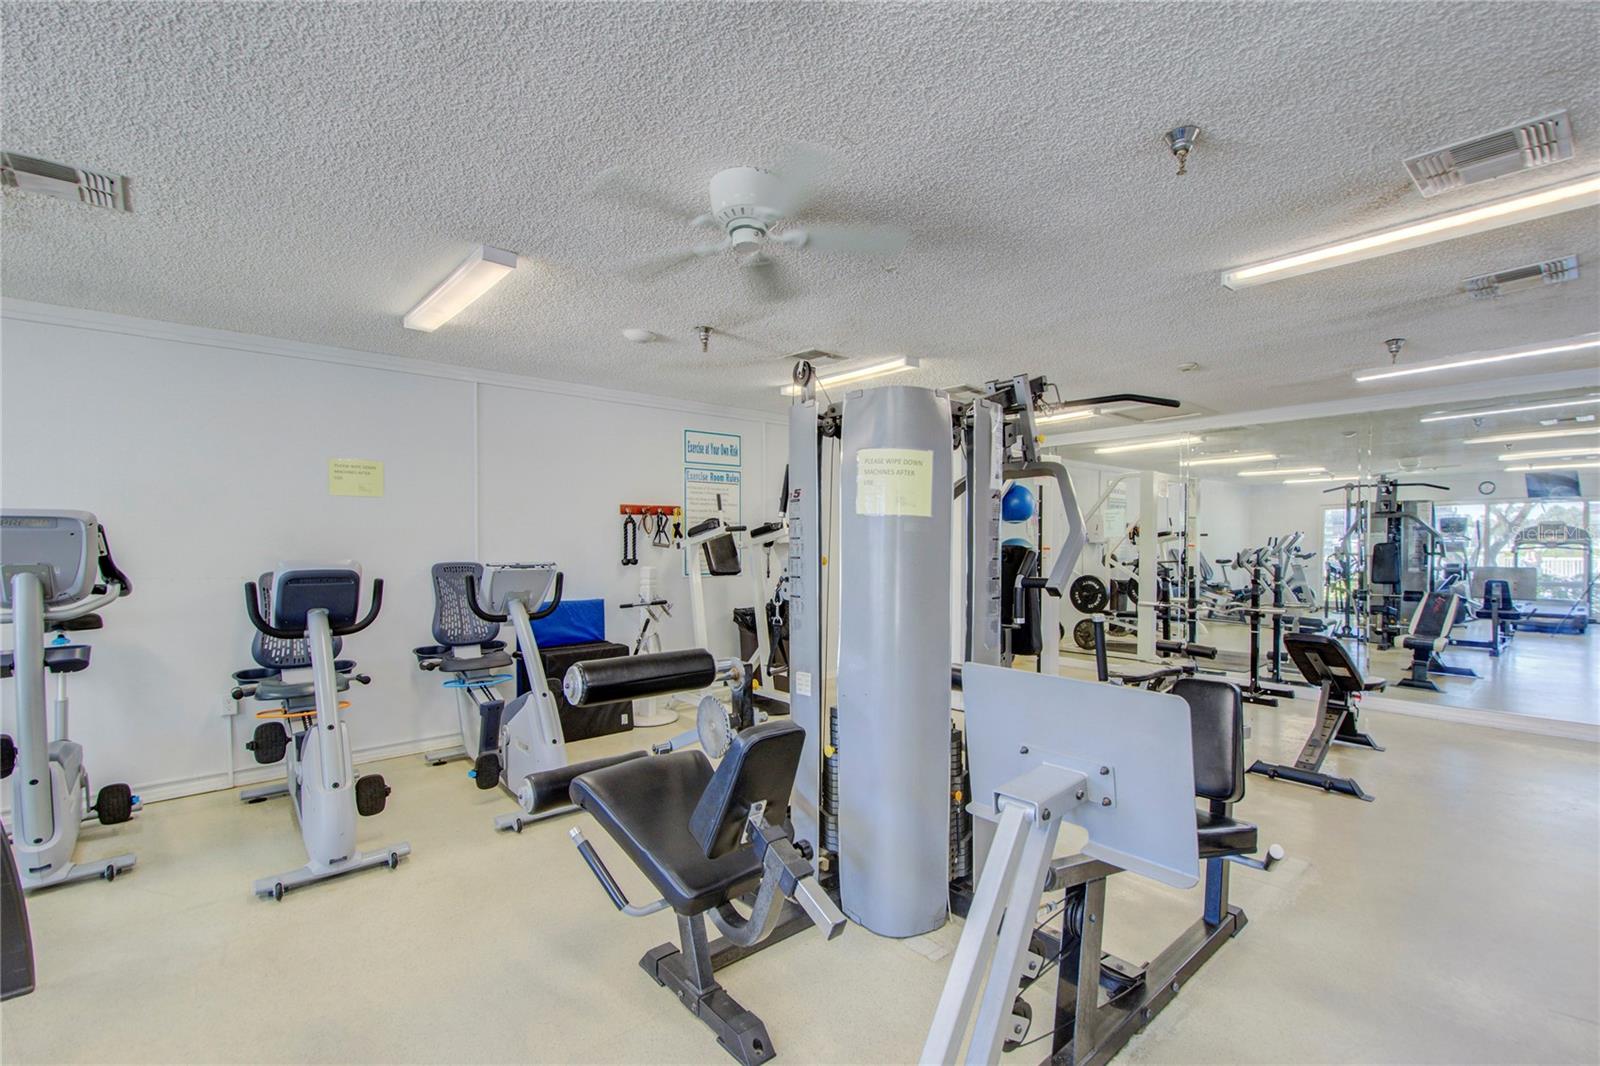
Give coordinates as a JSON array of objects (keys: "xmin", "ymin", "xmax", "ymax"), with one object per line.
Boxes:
[
  {"xmin": 621, "ymin": 513, "xmax": 639, "ymax": 566},
  {"xmin": 618, "ymin": 505, "xmax": 681, "ymax": 567}
]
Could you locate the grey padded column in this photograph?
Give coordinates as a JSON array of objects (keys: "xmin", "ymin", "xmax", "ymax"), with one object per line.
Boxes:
[{"xmin": 837, "ymin": 385, "xmax": 953, "ymax": 937}]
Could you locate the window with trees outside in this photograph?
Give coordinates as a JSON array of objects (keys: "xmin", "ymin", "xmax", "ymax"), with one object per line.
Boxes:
[{"xmin": 1325, "ymin": 498, "xmax": 1599, "ymax": 608}]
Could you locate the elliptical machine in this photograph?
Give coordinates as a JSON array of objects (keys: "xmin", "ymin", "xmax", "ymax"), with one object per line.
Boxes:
[
  {"xmin": 230, "ymin": 563, "xmax": 409, "ymax": 899},
  {"xmin": 1, "ymin": 510, "xmax": 138, "ymax": 890},
  {"xmin": 415, "ymin": 562, "xmax": 642, "ymax": 833}
]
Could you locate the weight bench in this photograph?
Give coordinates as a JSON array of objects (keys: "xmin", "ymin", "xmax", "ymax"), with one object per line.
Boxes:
[
  {"xmin": 566, "ymin": 717, "xmax": 844, "ymax": 1065},
  {"xmin": 1248, "ymin": 632, "xmax": 1383, "ymax": 801},
  {"xmin": 1453, "ymin": 579, "xmax": 1523, "ymax": 658},
  {"xmin": 1399, "ymin": 591, "xmax": 1476, "ymax": 692}
]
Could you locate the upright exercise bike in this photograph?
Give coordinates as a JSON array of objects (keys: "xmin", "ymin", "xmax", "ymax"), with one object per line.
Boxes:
[
  {"xmin": 1, "ymin": 510, "xmax": 138, "ymax": 890},
  {"xmin": 231, "ymin": 563, "xmax": 409, "ymax": 899}
]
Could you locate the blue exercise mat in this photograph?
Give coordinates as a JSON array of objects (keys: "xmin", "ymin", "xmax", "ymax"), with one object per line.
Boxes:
[{"xmin": 531, "ymin": 598, "xmax": 606, "ymax": 648}]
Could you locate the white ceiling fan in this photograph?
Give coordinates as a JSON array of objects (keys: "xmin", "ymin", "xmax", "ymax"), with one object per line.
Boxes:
[{"xmin": 591, "ymin": 145, "xmax": 910, "ymax": 300}]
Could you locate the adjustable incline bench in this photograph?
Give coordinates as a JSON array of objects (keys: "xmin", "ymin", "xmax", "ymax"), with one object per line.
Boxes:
[
  {"xmin": 1398, "ymin": 590, "xmax": 1477, "ymax": 692},
  {"xmin": 1248, "ymin": 632, "xmax": 1384, "ymax": 801}
]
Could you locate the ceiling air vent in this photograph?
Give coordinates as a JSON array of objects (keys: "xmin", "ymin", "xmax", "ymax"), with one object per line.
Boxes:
[
  {"xmin": 1463, "ymin": 254, "xmax": 1579, "ymax": 299},
  {"xmin": 1, "ymin": 152, "xmax": 129, "ymax": 211},
  {"xmin": 1404, "ymin": 110, "xmax": 1573, "ymax": 197}
]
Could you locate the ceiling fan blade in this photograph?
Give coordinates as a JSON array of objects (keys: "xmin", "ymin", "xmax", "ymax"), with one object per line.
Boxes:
[
  {"xmin": 788, "ymin": 222, "xmax": 910, "ymax": 256},
  {"xmin": 744, "ymin": 254, "xmax": 802, "ymax": 302},
  {"xmin": 769, "ymin": 142, "xmax": 832, "ymax": 214},
  {"xmin": 590, "ymin": 166, "xmax": 708, "ymax": 224},
  {"xmin": 622, "ymin": 239, "xmax": 729, "ymax": 280}
]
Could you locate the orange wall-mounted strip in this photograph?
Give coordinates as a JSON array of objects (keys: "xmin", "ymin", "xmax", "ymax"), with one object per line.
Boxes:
[{"xmin": 619, "ymin": 504, "xmax": 682, "ymax": 517}]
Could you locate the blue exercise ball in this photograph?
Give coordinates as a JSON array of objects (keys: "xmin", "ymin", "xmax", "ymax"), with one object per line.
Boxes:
[
  {"xmin": 1002, "ymin": 484, "xmax": 1036, "ymax": 523},
  {"xmin": 1002, "ymin": 537, "xmax": 1032, "ymax": 549}
]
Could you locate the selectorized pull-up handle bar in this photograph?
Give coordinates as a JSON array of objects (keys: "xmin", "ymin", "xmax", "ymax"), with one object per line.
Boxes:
[{"xmin": 1050, "ymin": 392, "xmax": 1181, "ymax": 411}]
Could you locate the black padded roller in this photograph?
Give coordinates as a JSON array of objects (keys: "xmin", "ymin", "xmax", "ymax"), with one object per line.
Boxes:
[
  {"xmin": 563, "ymin": 648, "xmax": 718, "ymax": 706},
  {"xmin": 525, "ymin": 752, "xmax": 647, "ymax": 815}
]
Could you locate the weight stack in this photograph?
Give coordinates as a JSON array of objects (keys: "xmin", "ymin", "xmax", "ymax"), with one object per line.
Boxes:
[
  {"xmin": 949, "ymin": 722, "xmax": 971, "ymax": 882},
  {"xmin": 823, "ymin": 705, "xmax": 840, "ymax": 855}
]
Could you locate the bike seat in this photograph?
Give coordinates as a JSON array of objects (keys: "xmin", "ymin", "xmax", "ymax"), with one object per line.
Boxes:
[
  {"xmin": 439, "ymin": 650, "xmax": 515, "ymax": 674},
  {"xmin": 255, "ymin": 674, "xmax": 351, "ymax": 701},
  {"xmin": 0, "ymin": 647, "xmax": 92, "ymax": 677}
]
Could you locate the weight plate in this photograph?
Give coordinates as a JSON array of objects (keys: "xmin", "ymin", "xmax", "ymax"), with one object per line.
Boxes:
[{"xmin": 1069, "ymin": 575, "xmax": 1108, "ymax": 614}]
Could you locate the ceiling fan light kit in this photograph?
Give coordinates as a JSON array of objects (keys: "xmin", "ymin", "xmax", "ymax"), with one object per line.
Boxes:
[{"xmin": 596, "ymin": 149, "xmax": 910, "ymax": 300}]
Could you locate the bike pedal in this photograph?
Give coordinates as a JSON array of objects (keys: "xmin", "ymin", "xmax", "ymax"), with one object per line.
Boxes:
[
  {"xmin": 246, "ymin": 722, "xmax": 289, "ymax": 765},
  {"xmin": 95, "ymin": 782, "xmax": 135, "ymax": 825},
  {"xmin": 472, "ymin": 752, "xmax": 502, "ymax": 790},
  {"xmin": 355, "ymin": 773, "xmax": 391, "ymax": 816}
]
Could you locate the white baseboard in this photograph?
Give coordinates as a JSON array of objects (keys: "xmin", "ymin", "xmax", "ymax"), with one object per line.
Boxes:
[
  {"xmin": 1357, "ymin": 694, "xmax": 1600, "ymax": 744},
  {"xmin": 0, "ymin": 732, "xmax": 461, "ymax": 820}
]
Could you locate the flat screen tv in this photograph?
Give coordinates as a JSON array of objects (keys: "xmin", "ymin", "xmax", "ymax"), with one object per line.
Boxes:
[{"xmin": 1525, "ymin": 472, "xmax": 1581, "ymax": 498}]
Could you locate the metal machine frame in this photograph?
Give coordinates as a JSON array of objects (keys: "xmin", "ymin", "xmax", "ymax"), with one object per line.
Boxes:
[{"xmin": 925, "ymin": 665, "xmax": 1276, "ymax": 1065}]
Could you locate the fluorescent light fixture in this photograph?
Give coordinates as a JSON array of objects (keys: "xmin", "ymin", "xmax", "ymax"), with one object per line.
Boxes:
[
  {"xmin": 1495, "ymin": 447, "xmax": 1600, "ymax": 461},
  {"xmin": 1093, "ymin": 435, "xmax": 1202, "ymax": 455},
  {"xmin": 1183, "ymin": 452, "xmax": 1278, "ymax": 467},
  {"xmin": 782, "ymin": 356, "xmax": 919, "ymax": 395},
  {"xmin": 403, "ymin": 245, "xmax": 518, "ymax": 332},
  {"xmin": 1222, "ymin": 173, "xmax": 1600, "ymax": 290},
  {"xmin": 1238, "ymin": 466, "xmax": 1325, "ymax": 477},
  {"xmin": 1420, "ymin": 396, "xmax": 1600, "ymax": 423},
  {"xmin": 1466, "ymin": 426, "xmax": 1600, "ymax": 445},
  {"xmin": 1353, "ymin": 336, "xmax": 1600, "ymax": 383},
  {"xmin": 1503, "ymin": 460, "xmax": 1600, "ymax": 471},
  {"xmin": 1283, "ymin": 473, "xmax": 1359, "ymax": 484},
  {"xmin": 1036, "ymin": 408, "xmax": 1098, "ymax": 425}
]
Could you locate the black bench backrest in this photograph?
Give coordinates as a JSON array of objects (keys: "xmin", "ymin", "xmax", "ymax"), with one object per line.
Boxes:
[
  {"xmin": 1283, "ymin": 632, "xmax": 1369, "ymax": 696},
  {"xmin": 701, "ymin": 533, "xmax": 743, "ymax": 577},
  {"xmin": 1170, "ymin": 678, "xmax": 1245, "ymax": 804},
  {"xmin": 689, "ymin": 720, "xmax": 805, "ymax": 859},
  {"xmin": 1482, "ymin": 579, "xmax": 1515, "ymax": 612},
  {"xmin": 1408, "ymin": 591, "xmax": 1460, "ymax": 639}
]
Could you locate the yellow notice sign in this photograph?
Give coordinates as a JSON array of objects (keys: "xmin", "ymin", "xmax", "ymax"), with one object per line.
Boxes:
[
  {"xmin": 328, "ymin": 458, "xmax": 385, "ymax": 498},
  {"xmin": 855, "ymin": 447, "xmax": 934, "ymax": 517}
]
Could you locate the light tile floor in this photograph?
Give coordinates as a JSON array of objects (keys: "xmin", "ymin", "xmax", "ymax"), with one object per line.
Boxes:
[{"xmin": 2, "ymin": 703, "xmax": 1597, "ymax": 1064}]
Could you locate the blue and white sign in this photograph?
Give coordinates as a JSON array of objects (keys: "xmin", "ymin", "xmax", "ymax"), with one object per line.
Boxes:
[
  {"xmin": 684, "ymin": 429, "xmax": 742, "ymax": 468},
  {"xmin": 684, "ymin": 466, "xmax": 743, "ymax": 576}
]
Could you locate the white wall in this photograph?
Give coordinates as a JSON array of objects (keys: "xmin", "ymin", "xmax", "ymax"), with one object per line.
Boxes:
[{"xmin": 0, "ymin": 304, "xmax": 784, "ymax": 803}]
